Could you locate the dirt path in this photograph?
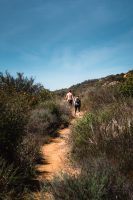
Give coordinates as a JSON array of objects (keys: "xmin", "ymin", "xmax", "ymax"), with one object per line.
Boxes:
[
  {"xmin": 37, "ymin": 127, "xmax": 70, "ymax": 180},
  {"xmin": 36, "ymin": 112, "xmax": 84, "ymax": 181}
]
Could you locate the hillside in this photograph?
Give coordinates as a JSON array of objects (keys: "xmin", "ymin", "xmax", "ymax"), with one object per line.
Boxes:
[
  {"xmin": 0, "ymin": 70, "xmax": 133, "ymax": 199},
  {"xmin": 54, "ymin": 70, "xmax": 133, "ymax": 97},
  {"xmin": 44, "ymin": 69, "xmax": 133, "ymax": 199}
]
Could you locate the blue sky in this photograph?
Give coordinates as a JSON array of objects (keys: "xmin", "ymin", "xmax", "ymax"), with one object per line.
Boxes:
[{"xmin": 0, "ymin": 0, "xmax": 133, "ymax": 90}]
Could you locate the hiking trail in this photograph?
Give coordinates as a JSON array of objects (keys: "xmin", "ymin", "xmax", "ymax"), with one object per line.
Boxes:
[{"xmin": 36, "ymin": 112, "xmax": 84, "ymax": 181}]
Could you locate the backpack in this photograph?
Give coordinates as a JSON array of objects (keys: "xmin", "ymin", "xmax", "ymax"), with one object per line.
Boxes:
[{"xmin": 75, "ymin": 98, "xmax": 80, "ymax": 106}]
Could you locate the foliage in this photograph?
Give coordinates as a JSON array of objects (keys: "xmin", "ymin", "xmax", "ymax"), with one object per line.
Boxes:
[
  {"xmin": 0, "ymin": 158, "xmax": 31, "ymax": 200},
  {"xmin": 0, "ymin": 90, "xmax": 29, "ymax": 161},
  {"xmin": 0, "ymin": 72, "xmax": 54, "ymax": 198},
  {"xmin": 81, "ymin": 85, "xmax": 121, "ymax": 112},
  {"xmin": 26, "ymin": 100, "xmax": 72, "ymax": 137},
  {"xmin": 54, "ymin": 71, "xmax": 131, "ymax": 99},
  {"xmin": 0, "ymin": 71, "xmax": 43, "ymax": 94},
  {"xmin": 44, "ymin": 160, "xmax": 133, "ymax": 200},
  {"xmin": 1, "ymin": 70, "xmax": 133, "ymax": 199},
  {"xmin": 71, "ymin": 99, "xmax": 133, "ymax": 174},
  {"xmin": 0, "ymin": 157, "xmax": 18, "ymax": 200},
  {"xmin": 17, "ymin": 133, "xmax": 42, "ymax": 179},
  {"xmin": 0, "ymin": 71, "xmax": 53, "ymax": 106},
  {"xmin": 120, "ymin": 76, "xmax": 133, "ymax": 97}
]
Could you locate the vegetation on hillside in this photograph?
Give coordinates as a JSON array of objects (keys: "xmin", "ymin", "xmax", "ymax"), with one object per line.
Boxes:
[
  {"xmin": 0, "ymin": 72, "xmax": 71, "ymax": 199},
  {"xmin": 0, "ymin": 70, "xmax": 133, "ymax": 199},
  {"xmin": 46, "ymin": 70, "xmax": 133, "ymax": 200},
  {"xmin": 54, "ymin": 70, "xmax": 133, "ymax": 99}
]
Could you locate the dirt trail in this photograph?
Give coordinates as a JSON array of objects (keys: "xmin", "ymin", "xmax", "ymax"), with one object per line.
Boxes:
[{"xmin": 36, "ymin": 112, "xmax": 84, "ymax": 181}]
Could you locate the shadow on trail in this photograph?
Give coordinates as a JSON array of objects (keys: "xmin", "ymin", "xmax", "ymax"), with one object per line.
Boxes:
[
  {"xmin": 23, "ymin": 130, "xmax": 65, "ymax": 193},
  {"xmin": 27, "ymin": 113, "xmax": 82, "ymax": 194}
]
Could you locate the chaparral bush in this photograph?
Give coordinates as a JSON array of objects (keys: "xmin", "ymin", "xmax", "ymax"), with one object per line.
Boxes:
[
  {"xmin": 26, "ymin": 100, "xmax": 72, "ymax": 138},
  {"xmin": 120, "ymin": 76, "xmax": 133, "ymax": 97},
  {"xmin": 71, "ymin": 99, "xmax": 133, "ymax": 174},
  {"xmin": 81, "ymin": 85, "xmax": 121, "ymax": 112},
  {"xmin": 0, "ymin": 72, "xmax": 54, "ymax": 198},
  {"xmin": 0, "ymin": 90, "xmax": 30, "ymax": 162},
  {"xmin": 43, "ymin": 159, "xmax": 133, "ymax": 200}
]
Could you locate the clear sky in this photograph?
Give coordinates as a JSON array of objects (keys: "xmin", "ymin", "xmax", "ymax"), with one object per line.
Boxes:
[{"xmin": 0, "ymin": 0, "xmax": 133, "ymax": 90}]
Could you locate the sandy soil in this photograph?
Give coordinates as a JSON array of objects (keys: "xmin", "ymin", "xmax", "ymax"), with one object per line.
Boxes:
[
  {"xmin": 36, "ymin": 112, "xmax": 84, "ymax": 181},
  {"xmin": 37, "ymin": 127, "xmax": 70, "ymax": 180},
  {"xmin": 34, "ymin": 112, "xmax": 84, "ymax": 199}
]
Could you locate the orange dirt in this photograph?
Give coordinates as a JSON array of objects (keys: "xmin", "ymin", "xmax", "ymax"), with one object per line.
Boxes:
[{"xmin": 36, "ymin": 112, "xmax": 84, "ymax": 181}]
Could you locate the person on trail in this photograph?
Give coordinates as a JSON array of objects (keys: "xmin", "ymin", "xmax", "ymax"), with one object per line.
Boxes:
[
  {"xmin": 74, "ymin": 96, "xmax": 81, "ymax": 115},
  {"xmin": 66, "ymin": 90, "xmax": 74, "ymax": 106}
]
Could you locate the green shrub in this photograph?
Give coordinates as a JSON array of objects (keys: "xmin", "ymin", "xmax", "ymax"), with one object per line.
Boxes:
[
  {"xmin": 0, "ymin": 71, "xmax": 53, "ymax": 108},
  {"xmin": 82, "ymin": 76, "xmax": 133, "ymax": 112},
  {"xmin": 0, "ymin": 72, "xmax": 53, "ymax": 198},
  {"xmin": 17, "ymin": 133, "xmax": 42, "ymax": 179},
  {"xmin": 38, "ymin": 88, "xmax": 54, "ymax": 102},
  {"xmin": 0, "ymin": 158, "xmax": 26, "ymax": 200},
  {"xmin": 0, "ymin": 157, "xmax": 18, "ymax": 199},
  {"xmin": 0, "ymin": 71, "xmax": 42, "ymax": 94},
  {"xmin": 44, "ymin": 161, "xmax": 133, "ymax": 200},
  {"xmin": 71, "ymin": 100, "xmax": 133, "ymax": 174},
  {"xmin": 0, "ymin": 72, "xmax": 69, "ymax": 199},
  {"xmin": 0, "ymin": 91, "xmax": 42, "ymax": 197},
  {"xmin": 0, "ymin": 90, "xmax": 29, "ymax": 162},
  {"xmin": 81, "ymin": 85, "xmax": 121, "ymax": 112},
  {"xmin": 27, "ymin": 108, "xmax": 57, "ymax": 136},
  {"xmin": 27, "ymin": 101, "xmax": 72, "ymax": 138},
  {"xmin": 120, "ymin": 77, "xmax": 133, "ymax": 97},
  {"xmin": 57, "ymin": 101, "xmax": 72, "ymax": 126}
]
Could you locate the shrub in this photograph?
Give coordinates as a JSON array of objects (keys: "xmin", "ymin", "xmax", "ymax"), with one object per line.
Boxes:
[
  {"xmin": 44, "ymin": 161, "xmax": 133, "ymax": 200},
  {"xmin": 0, "ymin": 71, "xmax": 43, "ymax": 94},
  {"xmin": 0, "ymin": 72, "xmax": 53, "ymax": 198},
  {"xmin": 57, "ymin": 101, "xmax": 72, "ymax": 126},
  {"xmin": 82, "ymin": 76, "xmax": 133, "ymax": 112},
  {"xmin": 0, "ymin": 90, "xmax": 29, "ymax": 162},
  {"xmin": 70, "ymin": 100, "xmax": 133, "ymax": 174},
  {"xmin": 0, "ymin": 160, "xmax": 32, "ymax": 199},
  {"xmin": 120, "ymin": 76, "xmax": 133, "ymax": 97},
  {"xmin": 27, "ymin": 101, "xmax": 72, "ymax": 138},
  {"xmin": 0, "ymin": 157, "xmax": 19, "ymax": 200},
  {"xmin": 81, "ymin": 85, "xmax": 121, "ymax": 112},
  {"xmin": 16, "ymin": 133, "xmax": 42, "ymax": 179},
  {"xmin": 38, "ymin": 88, "xmax": 54, "ymax": 102},
  {"xmin": 0, "ymin": 72, "xmax": 66, "ymax": 198},
  {"xmin": 0, "ymin": 71, "xmax": 53, "ymax": 108},
  {"xmin": 27, "ymin": 108, "xmax": 57, "ymax": 136},
  {"xmin": 0, "ymin": 92, "xmax": 41, "ymax": 197}
]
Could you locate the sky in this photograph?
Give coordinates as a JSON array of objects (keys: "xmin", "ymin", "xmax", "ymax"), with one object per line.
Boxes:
[{"xmin": 0, "ymin": 0, "xmax": 133, "ymax": 90}]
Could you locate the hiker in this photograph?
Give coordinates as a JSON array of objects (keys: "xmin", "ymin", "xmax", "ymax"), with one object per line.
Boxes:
[
  {"xmin": 74, "ymin": 96, "xmax": 81, "ymax": 115},
  {"xmin": 66, "ymin": 90, "xmax": 74, "ymax": 106}
]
